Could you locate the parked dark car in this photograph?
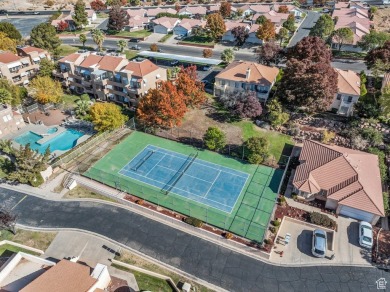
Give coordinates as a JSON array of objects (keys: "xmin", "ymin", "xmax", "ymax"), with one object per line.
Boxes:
[
  {"xmin": 129, "ymin": 38, "xmax": 140, "ymax": 43},
  {"xmin": 0, "ymin": 10, "xmax": 7, "ymax": 14}
]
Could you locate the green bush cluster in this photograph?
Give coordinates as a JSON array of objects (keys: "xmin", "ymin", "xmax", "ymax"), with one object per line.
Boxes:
[
  {"xmin": 273, "ymin": 220, "xmax": 281, "ymax": 227},
  {"xmin": 309, "ymin": 212, "xmax": 336, "ymax": 229},
  {"xmin": 184, "ymin": 217, "xmax": 204, "ymax": 228}
]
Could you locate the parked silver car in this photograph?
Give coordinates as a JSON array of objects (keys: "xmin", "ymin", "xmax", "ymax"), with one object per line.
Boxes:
[
  {"xmin": 312, "ymin": 229, "xmax": 327, "ymax": 258},
  {"xmin": 359, "ymin": 221, "xmax": 373, "ymax": 248}
]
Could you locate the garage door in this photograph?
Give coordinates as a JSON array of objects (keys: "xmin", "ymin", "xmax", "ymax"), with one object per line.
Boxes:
[
  {"xmin": 154, "ymin": 25, "xmax": 167, "ymax": 34},
  {"xmin": 339, "ymin": 205, "xmax": 374, "ymax": 222}
]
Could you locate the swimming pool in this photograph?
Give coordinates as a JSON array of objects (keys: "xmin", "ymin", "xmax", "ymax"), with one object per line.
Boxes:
[{"xmin": 14, "ymin": 129, "xmax": 84, "ymax": 154}]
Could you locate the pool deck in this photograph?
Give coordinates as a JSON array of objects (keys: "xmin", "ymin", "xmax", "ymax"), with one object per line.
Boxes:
[{"xmin": 5, "ymin": 124, "xmax": 92, "ymax": 157}]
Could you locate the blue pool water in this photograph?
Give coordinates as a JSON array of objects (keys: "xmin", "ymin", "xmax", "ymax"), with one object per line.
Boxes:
[
  {"xmin": 47, "ymin": 127, "xmax": 58, "ymax": 134},
  {"xmin": 14, "ymin": 129, "xmax": 84, "ymax": 154}
]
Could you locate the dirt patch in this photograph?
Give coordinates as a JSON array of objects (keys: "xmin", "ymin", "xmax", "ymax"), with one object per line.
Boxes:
[
  {"xmin": 373, "ymin": 228, "xmax": 390, "ymax": 266},
  {"xmin": 177, "ymin": 102, "xmax": 244, "ymax": 146},
  {"xmin": 373, "ymin": 8, "xmax": 390, "ymax": 32}
]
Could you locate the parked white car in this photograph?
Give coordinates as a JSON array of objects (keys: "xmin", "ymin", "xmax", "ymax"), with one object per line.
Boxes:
[
  {"xmin": 312, "ymin": 229, "xmax": 327, "ymax": 258},
  {"xmin": 359, "ymin": 221, "xmax": 373, "ymax": 248}
]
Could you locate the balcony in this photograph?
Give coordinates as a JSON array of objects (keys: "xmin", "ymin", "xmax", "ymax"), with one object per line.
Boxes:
[
  {"xmin": 94, "ymin": 78, "xmax": 107, "ymax": 86},
  {"xmin": 108, "ymin": 88, "xmax": 128, "ymax": 97},
  {"xmin": 53, "ymin": 70, "xmax": 69, "ymax": 79},
  {"xmin": 82, "ymin": 79, "xmax": 91, "ymax": 86},
  {"xmin": 107, "ymin": 79, "xmax": 123, "ymax": 87}
]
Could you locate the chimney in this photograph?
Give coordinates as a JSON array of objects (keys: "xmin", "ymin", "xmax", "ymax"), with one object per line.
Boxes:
[{"xmin": 246, "ymin": 67, "xmax": 251, "ymax": 80}]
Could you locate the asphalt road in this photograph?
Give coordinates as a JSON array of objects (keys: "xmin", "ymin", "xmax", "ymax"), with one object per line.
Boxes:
[
  {"xmin": 0, "ymin": 16, "xmax": 49, "ymax": 38},
  {"xmin": 1, "ymin": 187, "xmax": 388, "ymax": 292},
  {"xmin": 288, "ymin": 11, "xmax": 320, "ymax": 48}
]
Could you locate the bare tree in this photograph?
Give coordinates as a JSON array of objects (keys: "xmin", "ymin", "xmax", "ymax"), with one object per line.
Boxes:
[{"xmin": 0, "ymin": 207, "xmax": 17, "ymax": 234}]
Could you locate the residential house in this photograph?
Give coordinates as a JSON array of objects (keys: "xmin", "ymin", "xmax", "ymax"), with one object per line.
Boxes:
[
  {"xmin": 330, "ymin": 69, "xmax": 361, "ymax": 116},
  {"xmin": 0, "ymin": 50, "xmax": 48, "ymax": 86},
  {"xmin": 0, "ymin": 105, "xmax": 25, "ymax": 138},
  {"xmin": 222, "ymin": 21, "xmax": 250, "ymax": 42},
  {"xmin": 54, "ymin": 51, "xmax": 167, "ymax": 107},
  {"xmin": 125, "ymin": 15, "xmax": 150, "ymax": 31},
  {"xmin": 331, "ymin": 7, "xmax": 371, "ymax": 51},
  {"xmin": 178, "ymin": 6, "xmax": 207, "ymax": 17},
  {"xmin": 252, "ymin": 11, "xmax": 290, "ymax": 27},
  {"xmin": 214, "ymin": 61, "xmax": 279, "ymax": 102},
  {"xmin": 272, "ymin": 4, "xmax": 304, "ymax": 18},
  {"xmin": 152, "ymin": 17, "xmax": 181, "ymax": 34},
  {"xmin": 241, "ymin": 4, "xmax": 271, "ymax": 16},
  {"xmin": 173, "ymin": 18, "xmax": 205, "ymax": 36},
  {"xmin": 126, "ymin": 8, "xmax": 147, "ymax": 18},
  {"xmin": 86, "ymin": 10, "xmax": 97, "ymax": 26},
  {"xmin": 17, "ymin": 46, "xmax": 51, "ymax": 63},
  {"xmin": 51, "ymin": 13, "xmax": 75, "ymax": 31},
  {"xmin": 292, "ymin": 140, "xmax": 385, "ymax": 224},
  {"xmin": 246, "ymin": 24, "xmax": 262, "ymax": 44},
  {"xmin": 146, "ymin": 7, "xmax": 177, "ymax": 19},
  {"xmin": 208, "ymin": 4, "xmax": 237, "ymax": 15}
]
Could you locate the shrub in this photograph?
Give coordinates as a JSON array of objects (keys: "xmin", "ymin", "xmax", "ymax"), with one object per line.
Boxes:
[
  {"xmin": 291, "ymin": 193, "xmax": 298, "ymax": 200},
  {"xmin": 263, "ymin": 238, "xmax": 271, "ymax": 245},
  {"xmin": 321, "ymin": 130, "xmax": 335, "ymax": 144},
  {"xmin": 224, "ymin": 232, "xmax": 233, "ymax": 239},
  {"xmin": 383, "ymin": 192, "xmax": 389, "ymax": 216},
  {"xmin": 150, "ymin": 43, "xmax": 158, "ymax": 52},
  {"xmin": 136, "ymin": 199, "xmax": 144, "ymax": 205},
  {"xmin": 309, "ymin": 212, "xmax": 336, "ymax": 229},
  {"xmin": 184, "ymin": 217, "xmax": 204, "ymax": 228},
  {"xmin": 29, "ymin": 173, "xmax": 44, "ymax": 187},
  {"xmin": 270, "ymin": 226, "xmax": 278, "ymax": 234},
  {"xmin": 273, "ymin": 220, "xmax": 281, "ymax": 227}
]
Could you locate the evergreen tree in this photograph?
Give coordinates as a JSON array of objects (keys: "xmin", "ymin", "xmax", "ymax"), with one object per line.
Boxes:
[{"xmin": 73, "ymin": 0, "xmax": 89, "ymax": 28}]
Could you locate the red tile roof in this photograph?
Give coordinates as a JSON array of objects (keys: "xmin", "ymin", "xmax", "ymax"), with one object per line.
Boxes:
[
  {"xmin": 0, "ymin": 51, "xmax": 21, "ymax": 64},
  {"xmin": 97, "ymin": 55, "xmax": 126, "ymax": 71},
  {"xmin": 293, "ymin": 140, "xmax": 385, "ymax": 216},
  {"xmin": 79, "ymin": 54, "xmax": 103, "ymax": 68},
  {"xmin": 19, "ymin": 46, "xmax": 45, "ymax": 54},
  {"xmin": 123, "ymin": 59, "xmax": 160, "ymax": 77}
]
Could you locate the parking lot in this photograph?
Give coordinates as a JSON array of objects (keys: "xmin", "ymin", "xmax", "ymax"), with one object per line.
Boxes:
[{"xmin": 270, "ymin": 216, "xmax": 372, "ymax": 266}]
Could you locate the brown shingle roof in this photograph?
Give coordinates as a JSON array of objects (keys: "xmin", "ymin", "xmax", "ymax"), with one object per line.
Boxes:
[
  {"xmin": 19, "ymin": 46, "xmax": 45, "ymax": 54},
  {"xmin": 20, "ymin": 260, "xmax": 97, "ymax": 292},
  {"xmin": 336, "ymin": 68, "xmax": 361, "ymax": 96},
  {"xmin": 293, "ymin": 140, "xmax": 385, "ymax": 216},
  {"xmin": 97, "ymin": 55, "xmax": 126, "ymax": 71},
  {"xmin": 0, "ymin": 51, "xmax": 21, "ymax": 64},
  {"xmin": 215, "ymin": 61, "xmax": 279, "ymax": 86},
  {"xmin": 79, "ymin": 54, "xmax": 103, "ymax": 68},
  {"xmin": 123, "ymin": 59, "xmax": 160, "ymax": 77}
]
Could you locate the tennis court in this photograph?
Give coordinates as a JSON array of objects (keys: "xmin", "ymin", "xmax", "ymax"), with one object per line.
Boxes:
[
  {"xmin": 84, "ymin": 132, "xmax": 284, "ymax": 242},
  {"xmin": 119, "ymin": 145, "xmax": 249, "ymax": 213}
]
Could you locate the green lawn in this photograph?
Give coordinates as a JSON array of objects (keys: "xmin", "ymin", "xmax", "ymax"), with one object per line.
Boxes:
[
  {"xmin": 108, "ymin": 29, "xmax": 152, "ymax": 38},
  {"xmin": 0, "ymin": 230, "xmax": 56, "ymax": 251},
  {"xmin": 64, "ymin": 186, "xmax": 117, "ymax": 203},
  {"xmin": 84, "ymin": 132, "xmax": 284, "ymax": 242},
  {"xmin": 61, "ymin": 94, "xmax": 81, "ymax": 108},
  {"xmin": 125, "ymin": 50, "xmax": 138, "ymax": 60},
  {"xmin": 112, "ymin": 264, "xmax": 174, "ymax": 292},
  {"xmin": 57, "ymin": 28, "xmax": 91, "ymax": 35},
  {"xmin": 159, "ymin": 33, "xmax": 173, "ymax": 43},
  {"xmin": 0, "ymin": 244, "xmax": 41, "ymax": 257},
  {"xmin": 58, "ymin": 44, "xmax": 80, "ymax": 56},
  {"xmin": 97, "ymin": 12, "xmax": 109, "ymax": 18},
  {"xmin": 181, "ymin": 35, "xmax": 215, "ymax": 46},
  {"xmin": 233, "ymin": 120, "xmax": 294, "ymax": 162}
]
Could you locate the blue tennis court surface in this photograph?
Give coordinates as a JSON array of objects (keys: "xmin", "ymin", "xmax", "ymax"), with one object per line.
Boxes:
[{"xmin": 119, "ymin": 145, "xmax": 249, "ymax": 213}]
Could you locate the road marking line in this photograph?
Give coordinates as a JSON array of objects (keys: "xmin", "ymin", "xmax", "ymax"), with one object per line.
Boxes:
[{"xmin": 11, "ymin": 195, "xmax": 27, "ymax": 210}]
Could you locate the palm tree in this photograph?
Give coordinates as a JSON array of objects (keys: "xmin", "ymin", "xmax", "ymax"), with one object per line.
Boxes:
[
  {"xmin": 79, "ymin": 33, "xmax": 87, "ymax": 50},
  {"xmin": 117, "ymin": 40, "xmax": 127, "ymax": 53},
  {"xmin": 91, "ymin": 29, "xmax": 105, "ymax": 51},
  {"xmin": 75, "ymin": 99, "xmax": 90, "ymax": 116}
]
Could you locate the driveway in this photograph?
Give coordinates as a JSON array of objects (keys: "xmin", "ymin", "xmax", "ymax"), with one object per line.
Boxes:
[
  {"xmin": 270, "ymin": 216, "xmax": 372, "ymax": 266},
  {"xmin": 288, "ymin": 11, "xmax": 320, "ymax": 47},
  {"xmin": 144, "ymin": 33, "xmax": 165, "ymax": 44},
  {"xmin": 1, "ymin": 187, "xmax": 388, "ymax": 292}
]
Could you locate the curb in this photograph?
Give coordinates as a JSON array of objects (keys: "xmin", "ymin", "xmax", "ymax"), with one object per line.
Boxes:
[{"xmin": 16, "ymin": 224, "xmax": 228, "ymax": 292}]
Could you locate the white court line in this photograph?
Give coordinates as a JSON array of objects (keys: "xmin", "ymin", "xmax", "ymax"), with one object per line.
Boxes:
[
  {"xmin": 156, "ymin": 164, "xmax": 215, "ymax": 184},
  {"xmin": 11, "ymin": 195, "xmax": 27, "ymax": 210},
  {"xmin": 118, "ymin": 145, "xmax": 149, "ymax": 174},
  {"xmin": 202, "ymin": 170, "xmax": 221, "ymax": 198},
  {"xmin": 119, "ymin": 168, "xmax": 235, "ymax": 213},
  {"xmin": 146, "ymin": 145, "xmax": 250, "ymax": 178},
  {"xmin": 144, "ymin": 153, "xmax": 166, "ymax": 177}
]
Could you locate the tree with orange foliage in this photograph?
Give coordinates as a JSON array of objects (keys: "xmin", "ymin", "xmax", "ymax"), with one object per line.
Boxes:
[
  {"xmin": 176, "ymin": 65, "xmax": 206, "ymax": 108},
  {"xmin": 203, "ymin": 48, "xmax": 213, "ymax": 58},
  {"xmin": 256, "ymin": 19, "xmax": 276, "ymax": 42},
  {"xmin": 278, "ymin": 5, "xmax": 289, "ymax": 13},
  {"xmin": 206, "ymin": 13, "xmax": 226, "ymax": 41},
  {"xmin": 219, "ymin": 2, "xmax": 231, "ymax": 18},
  {"xmin": 137, "ymin": 81, "xmax": 187, "ymax": 128},
  {"xmin": 57, "ymin": 21, "xmax": 69, "ymax": 32}
]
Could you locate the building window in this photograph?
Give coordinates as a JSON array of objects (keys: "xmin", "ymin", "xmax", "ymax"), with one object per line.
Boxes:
[
  {"xmin": 347, "ymin": 96, "xmax": 353, "ymax": 102},
  {"xmin": 235, "ymin": 82, "xmax": 239, "ymax": 88},
  {"xmin": 221, "ymin": 80, "xmax": 225, "ymax": 86},
  {"xmin": 337, "ymin": 94, "xmax": 341, "ymax": 100}
]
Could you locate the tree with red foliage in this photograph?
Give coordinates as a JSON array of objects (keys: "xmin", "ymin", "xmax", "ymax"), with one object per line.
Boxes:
[
  {"xmin": 257, "ymin": 41, "xmax": 282, "ymax": 65},
  {"xmin": 107, "ymin": 5, "xmax": 129, "ymax": 31},
  {"xmin": 137, "ymin": 81, "xmax": 187, "ymax": 128},
  {"xmin": 176, "ymin": 65, "xmax": 206, "ymax": 108},
  {"xmin": 223, "ymin": 91, "xmax": 263, "ymax": 119},
  {"xmin": 277, "ymin": 58, "xmax": 338, "ymax": 112},
  {"xmin": 278, "ymin": 5, "xmax": 289, "ymax": 13},
  {"xmin": 256, "ymin": 19, "xmax": 276, "ymax": 41},
  {"xmin": 57, "ymin": 20, "xmax": 69, "ymax": 32},
  {"xmin": 365, "ymin": 41, "xmax": 390, "ymax": 69},
  {"xmin": 231, "ymin": 26, "xmax": 248, "ymax": 46},
  {"xmin": 219, "ymin": 2, "xmax": 232, "ymax": 18},
  {"xmin": 287, "ymin": 36, "xmax": 332, "ymax": 63},
  {"xmin": 90, "ymin": 0, "xmax": 107, "ymax": 12}
]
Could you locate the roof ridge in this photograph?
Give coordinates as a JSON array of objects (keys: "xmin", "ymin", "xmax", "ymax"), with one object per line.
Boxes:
[{"xmin": 339, "ymin": 188, "xmax": 385, "ymax": 216}]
